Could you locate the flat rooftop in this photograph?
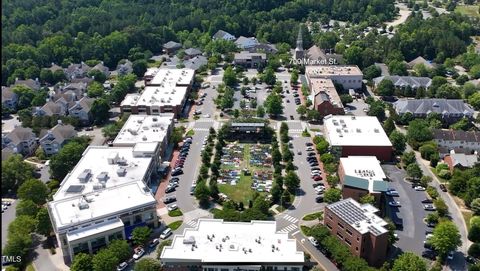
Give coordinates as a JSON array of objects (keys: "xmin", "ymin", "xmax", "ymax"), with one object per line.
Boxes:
[
  {"xmin": 340, "ymin": 156, "xmax": 388, "ymax": 193},
  {"xmin": 311, "ymin": 78, "xmax": 343, "ymax": 108},
  {"xmin": 49, "ymin": 181, "xmax": 156, "ymax": 231},
  {"xmin": 306, "ymin": 65, "xmax": 362, "ymax": 77},
  {"xmin": 234, "ymin": 51, "xmax": 266, "ymax": 60},
  {"xmin": 160, "ymin": 219, "xmax": 304, "ymax": 264},
  {"xmin": 326, "ymin": 198, "xmax": 388, "ymax": 235},
  {"xmin": 113, "ymin": 114, "xmax": 173, "ymax": 146},
  {"xmin": 324, "ymin": 115, "xmax": 392, "ymax": 147},
  {"xmin": 53, "ymin": 145, "xmax": 154, "ymax": 201},
  {"xmin": 149, "ymin": 68, "xmax": 194, "ymax": 86}
]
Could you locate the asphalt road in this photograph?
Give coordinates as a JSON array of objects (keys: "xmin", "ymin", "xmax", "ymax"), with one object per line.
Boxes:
[{"xmin": 1, "ymin": 200, "xmax": 17, "ymax": 249}]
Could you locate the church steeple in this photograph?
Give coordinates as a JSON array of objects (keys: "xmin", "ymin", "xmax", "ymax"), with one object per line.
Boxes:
[{"xmin": 294, "ymin": 24, "xmax": 304, "ymax": 61}]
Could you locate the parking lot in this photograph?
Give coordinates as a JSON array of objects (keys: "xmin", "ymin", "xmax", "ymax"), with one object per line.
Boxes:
[{"xmin": 382, "ymin": 165, "xmax": 431, "ymax": 256}]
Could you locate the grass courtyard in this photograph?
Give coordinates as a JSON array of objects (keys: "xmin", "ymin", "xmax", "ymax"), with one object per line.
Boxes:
[
  {"xmin": 455, "ymin": 5, "xmax": 480, "ymax": 18},
  {"xmin": 217, "ymin": 143, "xmax": 272, "ymax": 206}
]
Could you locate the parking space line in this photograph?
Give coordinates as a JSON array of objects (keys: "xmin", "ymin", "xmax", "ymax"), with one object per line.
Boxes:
[{"xmin": 291, "ymin": 230, "xmax": 300, "ymax": 236}]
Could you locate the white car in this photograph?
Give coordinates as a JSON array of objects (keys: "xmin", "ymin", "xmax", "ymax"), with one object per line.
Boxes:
[
  {"xmin": 386, "ymin": 190, "xmax": 399, "ymax": 197},
  {"xmin": 424, "ymin": 204, "xmax": 436, "ymax": 211},
  {"xmin": 308, "ymin": 236, "xmax": 319, "ymax": 246},
  {"xmin": 167, "ymin": 204, "xmax": 178, "ymax": 212},
  {"xmin": 426, "ymin": 233, "xmax": 434, "ymax": 240},
  {"xmin": 160, "ymin": 228, "xmax": 172, "ymax": 239},
  {"xmin": 132, "ymin": 248, "xmax": 145, "ymax": 260},
  {"xmin": 306, "ymin": 147, "xmax": 314, "ymax": 151},
  {"xmin": 388, "ymin": 201, "xmax": 401, "ymax": 207},
  {"xmin": 414, "ymin": 186, "xmax": 426, "ymax": 191},
  {"xmin": 202, "ymin": 114, "xmax": 211, "ymax": 118},
  {"xmin": 117, "ymin": 262, "xmax": 128, "ymax": 271}
]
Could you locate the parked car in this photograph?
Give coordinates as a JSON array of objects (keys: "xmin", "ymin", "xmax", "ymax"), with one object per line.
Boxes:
[
  {"xmin": 422, "ymin": 250, "xmax": 437, "ymax": 260},
  {"xmin": 315, "ymin": 196, "xmax": 324, "ymax": 203},
  {"xmin": 421, "ymin": 199, "xmax": 434, "ymax": 204},
  {"xmin": 190, "ymin": 186, "xmax": 196, "ymax": 195},
  {"xmin": 424, "ymin": 241, "xmax": 434, "ymax": 249},
  {"xmin": 167, "ymin": 204, "xmax": 178, "ymax": 212},
  {"xmin": 424, "ymin": 204, "xmax": 436, "ymax": 211},
  {"xmin": 439, "ymin": 184, "xmax": 447, "ymax": 192},
  {"xmin": 313, "ymin": 176, "xmax": 323, "ymax": 182},
  {"xmin": 149, "ymin": 238, "xmax": 159, "ymax": 248},
  {"xmin": 308, "ymin": 236, "xmax": 319, "ymax": 246},
  {"xmin": 165, "ymin": 186, "xmax": 176, "ymax": 193},
  {"xmin": 133, "ymin": 247, "xmax": 145, "ymax": 260},
  {"xmin": 466, "ymin": 255, "xmax": 478, "ymax": 264},
  {"xmin": 388, "ymin": 201, "xmax": 401, "ymax": 207},
  {"xmin": 117, "ymin": 262, "xmax": 128, "ymax": 271},
  {"xmin": 312, "ymin": 183, "xmax": 324, "ymax": 188},
  {"xmin": 414, "ymin": 186, "xmax": 426, "ymax": 191},
  {"xmin": 171, "ymin": 169, "xmax": 183, "ymax": 176},
  {"xmin": 160, "ymin": 228, "xmax": 172, "ymax": 239},
  {"xmin": 305, "ymin": 142, "xmax": 314, "ymax": 146},
  {"xmin": 85, "ymin": 126, "xmax": 94, "ymax": 131},
  {"xmin": 297, "ymin": 151, "xmax": 302, "ymax": 155},
  {"xmin": 386, "ymin": 189, "xmax": 399, "ymax": 196},
  {"xmin": 163, "ymin": 196, "xmax": 176, "ymax": 204}
]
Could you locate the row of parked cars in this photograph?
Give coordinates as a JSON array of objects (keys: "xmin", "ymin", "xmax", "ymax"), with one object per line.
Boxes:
[
  {"xmin": 116, "ymin": 238, "xmax": 162, "ymax": 270},
  {"xmin": 1, "ymin": 199, "xmax": 12, "ymax": 213}
]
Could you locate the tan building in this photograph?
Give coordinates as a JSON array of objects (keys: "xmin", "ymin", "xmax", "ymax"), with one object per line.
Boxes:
[
  {"xmin": 324, "ymin": 198, "xmax": 389, "ymax": 267},
  {"xmin": 305, "ymin": 65, "xmax": 363, "ymax": 90},
  {"xmin": 309, "ymin": 78, "xmax": 345, "ymax": 117},
  {"xmin": 47, "ymin": 144, "xmax": 159, "ymax": 263}
]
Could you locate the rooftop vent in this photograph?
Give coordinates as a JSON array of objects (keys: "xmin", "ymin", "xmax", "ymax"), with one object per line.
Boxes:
[
  {"xmin": 78, "ymin": 169, "xmax": 92, "ymax": 183},
  {"xmin": 117, "ymin": 167, "xmax": 127, "ymax": 177}
]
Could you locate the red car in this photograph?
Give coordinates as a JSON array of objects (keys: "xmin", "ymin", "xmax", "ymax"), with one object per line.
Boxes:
[{"xmin": 313, "ymin": 176, "xmax": 323, "ymax": 181}]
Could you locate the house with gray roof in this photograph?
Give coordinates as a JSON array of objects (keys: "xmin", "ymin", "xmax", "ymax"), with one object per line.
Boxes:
[
  {"xmin": 65, "ymin": 62, "xmax": 92, "ymax": 80},
  {"xmin": 212, "ymin": 30, "xmax": 236, "ymax": 41},
  {"xmin": 48, "ymin": 63, "xmax": 64, "ymax": 73},
  {"xmin": 407, "ymin": 56, "xmax": 436, "ymax": 69},
  {"xmin": 248, "ymin": 43, "xmax": 278, "ymax": 54},
  {"xmin": 116, "ymin": 60, "xmax": 133, "ymax": 76},
  {"xmin": 184, "ymin": 48, "xmax": 202, "ymax": 59},
  {"xmin": 2, "ymin": 126, "xmax": 37, "ymax": 156},
  {"xmin": 39, "ymin": 122, "xmax": 77, "ymax": 156},
  {"xmin": 184, "ymin": 56, "xmax": 208, "ymax": 71},
  {"xmin": 2, "ymin": 86, "xmax": 18, "ymax": 110},
  {"xmin": 373, "ymin": 76, "xmax": 432, "ymax": 90},
  {"xmin": 34, "ymin": 101, "xmax": 68, "ymax": 117},
  {"xmin": 394, "ymin": 99, "xmax": 475, "ymax": 124},
  {"xmin": 68, "ymin": 97, "xmax": 94, "ymax": 125},
  {"xmin": 432, "ymin": 129, "xmax": 480, "ymax": 155},
  {"xmin": 91, "ymin": 61, "xmax": 110, "ymax": 77},
  {"xmin": 235, "ymin": 36, "xmax": 259, "ymax": 49},
  {"xmin": 2, "ymin": 147, "xmax": 16, "ymax": 161},
  {"xmin": 13, "ymin": 78, "xmax": 41, "ymax": 91},
  {"xmin": 444, "ymin": 153, "xmax": 479, "ymax": 171},
  {"xmin": 163, "ymin": 41, "xmax": 182, "ymax": 55}
]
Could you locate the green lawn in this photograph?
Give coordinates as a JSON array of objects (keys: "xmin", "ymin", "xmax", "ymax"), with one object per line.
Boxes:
[
  {"xmin": 300, "ymin": 225, "xmax": 312, "ymax": 236},
  {"xmin": 455, "ymin": 5, "xmax": 480, "ymax": 18},
  {"xmin": 168, "ymin": 220, "xmax": 183, "ymax": 230},
  {"xmin": 168, "ymin": 209, "xmax": 183, "ymax": 217},
  {"xmin": 303, "ymin": 212, "xmax": 323, "ymax": 221},
  {"xmin": 186, "ymin": 129, "xmax": 195, "ymax": 136}
]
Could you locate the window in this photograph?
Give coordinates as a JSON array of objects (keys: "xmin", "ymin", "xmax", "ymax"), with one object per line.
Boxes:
[
  {"xmin": 357, "ymin": 237, "xmax": 359, "ymax": 242},
  {"xmin": 346, "ymin": 229, "xmax": 353, "ymax": 236},
  {"xmin": 338, "ymin": 223, "xmax": 344, "ymax": 229},
  {"xmin": 337, "ymin": 232, "xmax": 343, "ymax": 240},
  {"xmin": 328, "ymin": 214, "xmax": 333, "ymax": 220},
  {"xmin": 345, "ymin": 239, "xmax": 351, "ymax": 246},
  {"xmin": 326, "ymin": 223, "xmax": 332, "ymax": 230},
  {"xmin": 356, "ymin": 247, "xmax": 358, "ymax": 251}
]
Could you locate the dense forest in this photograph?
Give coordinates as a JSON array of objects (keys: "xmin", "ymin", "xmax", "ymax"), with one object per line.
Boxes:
[{"xmin": 1, "ymin": 0, "xmax": 397, "ymax": 86}]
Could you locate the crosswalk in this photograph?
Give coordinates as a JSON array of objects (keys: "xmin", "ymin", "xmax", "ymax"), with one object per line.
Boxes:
[
  {"xmin": 185, "ymin": 220, "xmax": 197, "ymax": 228},
  {"xmin": 289, "ymin": 129, "xmax": 303, "ymax": 133},
  {"xmin": 193, "ymin": 128, "xmax": 210, "ymax": 131},
  {"xmin": 283, "ymin": 214, "xmax": 299, "ymax": 223},
  {"xmin": 278, "ymin": 224, "xmax": 298, "ymax": 233}
]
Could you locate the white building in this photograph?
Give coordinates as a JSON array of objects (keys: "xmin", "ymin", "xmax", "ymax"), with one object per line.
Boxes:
[
  {"xmin": 113, "ymin": 114, "xmax": 174, "ymax": 160},
  {"xmin": 160, "ymin": 219, "xmax": 304, "ymax": 270},
  {"xmin": 305, "ymin": 65, "xmax": 363, "ymax": 90},
  {"xmin": 121, "ymin": 68, "xmax": 195, "ymax": 117},
  {"xmin": 48, "ymin": 144, "xmax": 159, "ymax": 263},
  {"xmin": 323, "ymin": 115, "xmax": 393, "ymax": 161}
]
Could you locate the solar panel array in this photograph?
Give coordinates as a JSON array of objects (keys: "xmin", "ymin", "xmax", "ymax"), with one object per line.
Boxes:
[
  {"xmin": 328, "ymin": 200, "xmax": 367, "ymax": 225},
  {"xmin": 66, "ymin": 185, "xmax": 85, "ymax": 193}
]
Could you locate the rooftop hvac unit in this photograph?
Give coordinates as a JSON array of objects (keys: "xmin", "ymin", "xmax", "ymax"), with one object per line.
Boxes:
[
  {"xmin": 78, "ymin": 199, "xmax": 89, "ymax": 210},
  {"xmin": 93, "ymin": 183, "xmax": 103, "ymax": 190},
  {"xmin": 356, "ymin": 128, "xmax": 361, "ymax": 133}
]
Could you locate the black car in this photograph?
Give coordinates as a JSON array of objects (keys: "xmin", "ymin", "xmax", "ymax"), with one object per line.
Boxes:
[
  {"xmin": 422, "ymin": 250, "xmax": 437, "ymax": 260},
  {"xmin": 424, "ymin": 242, "xmax": 433, "ymax": 249},
  {"xmin": 307, "ymin": 152, "xmax": 316, "ymax": 157},
  {"xmin": 171, "ymin": 169, "xmax": 183, "ymax": 176},
  {"xmin": 311, "ymin": 167, "xmax": 321, "ymax": 171},
  {"xmin": 290, "ymin": 115, "xmax": 294, "ymax": 120},
  {"xmin": 421, "ymin": 199, "xmax": 434, "ymax": 204},
  {"xmin": 425, "ymin": 230, "xmax": 433, "ymax": 235},
  {"xmin": 315, "ymin": 196, "xmax": 324, "ymax": 203},
  {"xmin": 439, "ymin": 184, "xmax": 447, "ymax": 192},
  {"xmin": 305, "ymin": 142, "xmax": 313, "ymax": 146},
  {"xmin": 312, "ymin": 183, "xmax": 324, "ymax": 188},
  {"xmin": 165, "ymin": 186, "xmax": 176, "ymax": 193},
  {"xmin": 163, "ymin": 196, "xmax": 177, "ymax": 204},
  {"xmin": 170, "ymin": 177, "xmax": 179, "ymax": 182}
]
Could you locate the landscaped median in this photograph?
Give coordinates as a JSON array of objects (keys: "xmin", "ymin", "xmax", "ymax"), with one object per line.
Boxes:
[
  {"xmin": 168, "ymin": 220, "xmax": 183, "ymax": 230},
  {"xmin": 302, "ymin": 212, "xmax": 323, "ymax": 221},
  {"xmin": 168, "ymin": 209, "xmax": 183, "ymax": 217}
]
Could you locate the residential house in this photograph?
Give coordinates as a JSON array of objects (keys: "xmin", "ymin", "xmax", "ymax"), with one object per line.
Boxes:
[
  {"xmin": 443, "ymin": 152, "xmax": 479, "ymax": 171},
  {"xmin": 163, "ymin": 41, "xmax": 182, "ymax": 55},
  {"xmin": 212, "ymin": 30, "xmax": 236, "ymax": 41},
  {"xmin": 233, "ymin": 51, "xmax": 267, "ymax": 68},
  {"xmin": 2, "ymin": 87, "xmax": 18, "ymax": 110},
  {"xmin": 34, "ymin": 101, "xmax": 67, "ymax": 117},
  {"xmin": 116, "ymin": 60, "xmax": 133, "ymax": 76},
  {"xmin": 48, "ymin": 63, "xmax": 64, "ymax": 74},
  {"xmin": 1, "ymin": 147, "xmax": 16, "ymax": 161},
  {"xmin": 432, "ymin": 129, "xmax": 480, "ymax": 155},
  {"xmin": 373, "ymin": 76, "xmax": 432, "ymax": 90},
  {"xmin": 65, "ymin": 62, "xmax": 92, "ymax": 80},
  {"xmin": 13, "ymin": 78, "xmax": 41, "ymax": 91},
  {"xmin": 2, "ymin": 126, "xmax": 38, "ymax": 156},
  {"xmin": 235, "ymin": 36, "xmax": 259, "ymax": 50},
  {"xmin": 68, "ymin": 97, "xmax": 94, "ymax": 125},
  {"xmin": 70, "ymin": 77, "xmax": 94, "ymax": 85},
  {"xmin": 39, "ymin": 122, "xmax": 77, "ymax": 156},
  {"xmin": 393, "ymin": 99, "xmax": 475, "ymax": 125},
  {"xmin": 91, "ymin": 61, "xmax": 110, "ymax": 77},
  {"xmin": 248, "ymin": 43, "xmax": 278, "ymax": 54},
  {"xmin": 183, "ymin": 56, "xmax": 208, "ymax": 71},
  {"xmin": 407, "ymin": 56, "xmax": 436, "ymax": 69},
  {"xmin": 184, "ymin": 48, "xmax": 202, "ymax": 59}
]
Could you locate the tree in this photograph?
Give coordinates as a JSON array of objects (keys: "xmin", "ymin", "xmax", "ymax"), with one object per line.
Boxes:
[
  {"xmin": 367, "ymin": 100, "xmax": 386, "ymax": 121},
  {"xmin": 253, "ymin": 196, "xmax": 270, "ymax": 215},
  {"xmin": 71, "ymin": 253, "xmax": 93, "ymax": 271},
  {"xmin": 50, "ymin": 140, "xmax": 88, "ymax": 180},
  {"xmin": 290, "ymin": 69, "xmax": 299, "ymax": 84},
  {"xmin": 296, "ymin": 105, "xmax": 307, "ymax": 118},
  {"xmin": 195, "ymin": 180, "xmax": 210, "ymax": 208},
  {"xmin": 132, "ymin": 59, "xmax": 148, "ymax": 78},
  {"xmin": 8, "ymin": 215, "xmax": 37, "ymax": 236},
  {"xmin": 406, "ymin": 119, "xmax": 433, "ymax": 149},
  {"xmin": 134, "ymin": 258, "xmax": 162, "ymax": 271},
  {"xmin": 419, "ymin": 142, "xmax": 438, "ymax": 160},
  {"xmin": 264, "ymin": 93, "xmax": 283, "ymax": 116},
  {"xmin": 262, "ymin": 67, "xmax": 276, "ymax": 86},
  {"xmin": 92, "ymin": 248, "xmax": 119, "ymax": 271},
  {"xmin": 15, "ymin": 199, "xmax": 39, "ymax": 217},
  {"xmin": 324, "ymin": 188, "xmax": 341, "ymax": 203},
  {"xmin": 470, "ymin": 64, "xmax": 480, "ymax": 79},
  {"xmin": 468, "ymin": 222, "xmax": 480, "ymax": 243},
  {"xmin": 17, "ymin": 179, "xmax": 48, "ymax": 205},
  {"xmin": 281, "ymin": 189, "xmax": 292, "ymax": 207},
  {"xmin": 471, "ymin": 198, "xmax": 480, "ymax": 215},
  {"xmin": 402, "ymin": 151, "xmax": 416, "ymax": 166},
  {"xmin": 383, "ymin": 117, "xmax": 395, "ymax": 136},
  {"xmin": 388, "ymin": 60, "xmax": 408, "ymax": 76},
  {"xmin": 469, "ymin": 243, "xmax": 480, "ymax": 258},
  {"xmin": 406, "ymin": 163, "xmax": 422, "ymax": 180},
  {"xmin": 131, "ymin": 226, "xmax": 152, "ymax": 246},
  {"xmin": 1, "ymin": 154, "xmax": 34, "ymax": 193},
  {"xmin": 107, "ymin": 240, "xmax": 132, "ymax": 262},
  {"xmin": 306, "ymin": 110, "xmax": 321, "ymax": 122},
  {"xmin": 363, "ymin": 65, "xmax": 381, "ymax": 80},
  {"xmin": 389, "ymin": 131, "xmax": 406, "ymax": 154},
  {"xmin": 90, "ymin": 98, "xmax": 110, "ymax": 125},
  {"xmin": 468, "ymin": 92, "xmax": 480, "ymax": 110},
  {"xmin": 430, "ymin": 221, "xmax": 462, "ymax": 257},
  {"xmin": 284, "ymin": 171, "xmax": 300, "ymax": 194},
  {"xmin": 223, "ymin": 66, "xmax": 236, "ymax": 86},
  {"xmin": 340, "ymin": 94, "xmax": 353, "ymax": 105},
  {"xmin": 391, "ymin": 252, "xmax": 427, "ymax": 271},
  {"xmin": 344, "ymin": 45, "xmax": 363, "ymax": 67},
  {"xmin": 256, "ymin": 105, "xmax": 265, "ymax": 117},
  {"xmin": 3, "ymin": 233, "xmax": 32, "ymax": 268},
  {"xmin": 359, "ymin": 194, "xmax": 375, "ymax": 205},
  {"xmin": 87, "ymin": 81, "xmax": 104, "ymax": 98},
  {"xmin": 36, "ymin": 207, "xmax": 52, "ymax": 236},
  {"xmin": 377, "ymin": 79, "xmax": 395, "ymax": 96},
  {"xmin": 434, "ymin": 198, "xmax": 448, "ymax": 217}
]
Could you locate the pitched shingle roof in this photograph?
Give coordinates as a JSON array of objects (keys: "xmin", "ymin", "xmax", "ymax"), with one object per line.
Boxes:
[
  {"xmin": 432, "ymin": 129, "xmax": 480, "ymax": 143},
  {"xmin": 407, "ymin": 56, "xmax": 436, "ymax": 69},
  {"xmin": 449, "ymin": 153, "xmax": 479, "ymax": 168},
  {"xmin": 40, "ymin": 101, "xmax": 66, "ymax": 116},
  {"xmin": 163, "ymin": 41, "xmax": 182, "ymax": 50},
  {"xmin": 184, "ymin": 48, "xmax": 202, "ymax": 56},
  {"xmin": 374, "ymin": 76, "xmax": 432, "ymax": 88},
  {"xmin": 184, "ymin": 56, "xmax": 208, "ymax": 70},
  {"xmin": 213, "ymin": 30, "xmax": 235, "ymax": 40},
  {"xmin": 40, "ymin": 123, "xmax": 77, "ymax": 145},
  {"xmin": 394, "ymin": 99, "xmax": 474, "ymax": 116},
  {"xmin": 69, "ymin": 97, "xmax": 94, "ymax": 112},
  {"xmin": 1, "ymin": 87, "xmax": 16, "ymax": 102},
  {"xmin": 5, "ymin": 127, "xmax": 36, "ymax": 145}
]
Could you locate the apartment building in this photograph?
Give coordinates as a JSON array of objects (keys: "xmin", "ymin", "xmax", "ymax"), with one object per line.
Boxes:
[
  {"xmin": 305, "ymin": 65, "xmax": 363, "ymax": 90},
  {"xmin": 324, "ymin": 198, "xmax": 389, "ymax": 267},
  {"xmin": 233, "ymin": 51, "xmax": 267, "ymax": 68},
  {"xmin": 393, "ymin": 99, "xmax": 474, "ymax": 125},
  {"xmin": 323, "ymin": 115, "xmax": 393, "ymax": 161},
  {"xmin": 160, "ymin": 219, "xmax": 304, "ymax": 270},
  {"xmin": 47, "ymin": 144, "xmax": 159, "ymax": 263},
  {"xmin": 121, "ymin": 68, "xmax": 195, "ymax": 117},
  {"xmin": 432, "ymin": 129, "xmax": 480, "ymax": 155}
]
